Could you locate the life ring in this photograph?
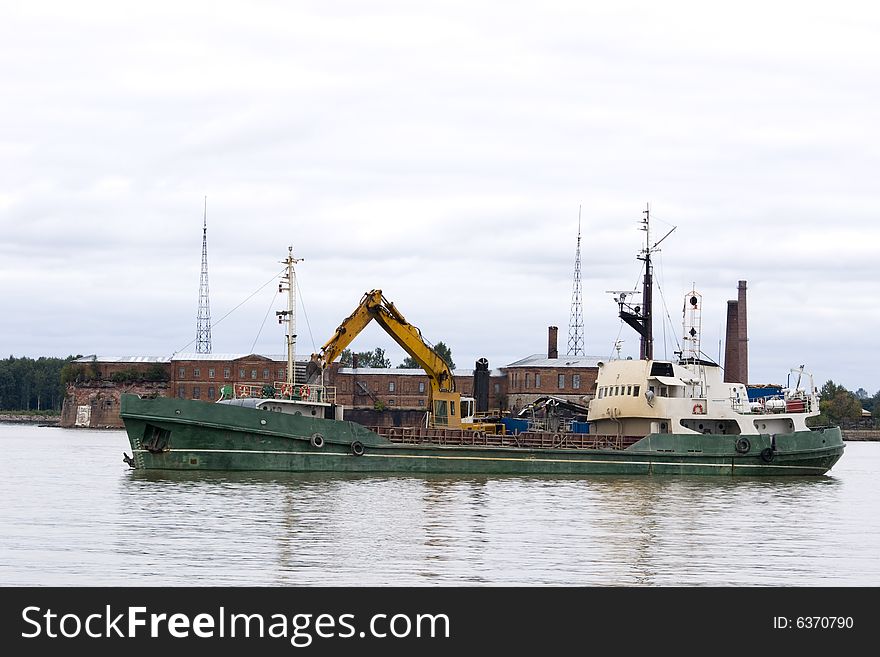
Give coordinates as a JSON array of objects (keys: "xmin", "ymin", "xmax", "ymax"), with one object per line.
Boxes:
[
  {"xmin": 300, "ymin": 385, "xmax": 311, "ymax": 399},
  {"xmin": 237, "ymin": 385, "xmax": 250, "ymax": 397},
  {"xmin": 280, "ymin": 383, "xmax": 292, "ymax": 396},
  {"xmin": 350, "ymin": 441, "xmax": 365, "ymax": 456},
  {"xmin": 310, "ymin": 433, "xmax": 325, "ymax": 449},
  {"xmin": 760, "ymin": 447, "xmax": 775, "ymax": 463},
  {"xmin": 735, "ymin": 437, "xmax": 751, "ymax": 454},
  {"xmin": 693, "ymin": 403, "xmax": 704, "ymax": 414}
]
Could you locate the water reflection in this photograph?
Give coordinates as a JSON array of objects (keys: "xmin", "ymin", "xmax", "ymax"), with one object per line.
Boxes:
[
  {"xmin": 118, "ymin": 469, "xmax": 846, "ymax": 586},
  {"xmin": 0, "ymin": 425, "xmax": 869, "ymax": 586}
]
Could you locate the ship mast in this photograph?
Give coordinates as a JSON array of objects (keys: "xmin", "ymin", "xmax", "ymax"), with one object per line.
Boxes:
[
  {"xmin": 276, "ymin": 246, "xmax": 303, "ymax": 388},
  {"xmin": 617, "ymin": 205, "xmax": 675, "ymax": 360}
]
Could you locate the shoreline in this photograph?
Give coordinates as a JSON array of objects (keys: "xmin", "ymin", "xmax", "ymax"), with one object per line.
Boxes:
[{"xmin": 0, "ymin": 414, "xmax": 61, "ymax": 426}]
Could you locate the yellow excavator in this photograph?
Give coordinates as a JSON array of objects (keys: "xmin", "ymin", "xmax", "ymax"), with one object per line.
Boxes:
[{"xmin": 306, "ymin": 289, "xmax": 498, "ymax": 432}]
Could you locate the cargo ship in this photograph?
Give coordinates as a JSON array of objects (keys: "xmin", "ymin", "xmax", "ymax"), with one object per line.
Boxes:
[{"xmin": 120, "ymin": 217, "xmax": 844, "ymax": 476}]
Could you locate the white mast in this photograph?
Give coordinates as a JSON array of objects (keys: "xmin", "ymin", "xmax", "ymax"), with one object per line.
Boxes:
[{"xmin": 276, "ymin": 246, "xmax": 302, "ymax": 390}]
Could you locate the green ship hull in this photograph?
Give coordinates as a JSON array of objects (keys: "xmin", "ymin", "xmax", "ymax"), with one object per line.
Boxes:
[{"xmin": 119, "ymin": 395, "xmax": 844, "ymax": 476}]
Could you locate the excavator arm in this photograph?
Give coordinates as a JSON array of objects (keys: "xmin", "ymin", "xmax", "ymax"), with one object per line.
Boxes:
[{"xmin": 307, "ymin": 290, "xmax": 459, "ymax": 427}]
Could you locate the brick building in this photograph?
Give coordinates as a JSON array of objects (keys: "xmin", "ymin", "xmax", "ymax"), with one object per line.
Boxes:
[{"xmin": 61, "ymin": 327, "xmax": 601, "ymax": 427}]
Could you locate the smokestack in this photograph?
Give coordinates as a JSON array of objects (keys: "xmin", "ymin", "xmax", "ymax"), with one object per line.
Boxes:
[
  {"xmin": 473, "ymin": 358, "xmax": 490, "ymax": 413},
  {"xmin": 548, "ymin": 326, "xmax": 558, "ymax": 359},
  {"xmin": 737, "ymin": 280, "xmax": 748, "ymax": 386},
  {"xmin": 723, "ymin": 300, "xmax": 739, "ymax": 383}
]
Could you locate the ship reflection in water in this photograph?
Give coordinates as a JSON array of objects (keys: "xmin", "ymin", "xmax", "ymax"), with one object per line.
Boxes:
[{"xmin": 121, "ymin": 468, "xmax": 845, "ymax": 586}]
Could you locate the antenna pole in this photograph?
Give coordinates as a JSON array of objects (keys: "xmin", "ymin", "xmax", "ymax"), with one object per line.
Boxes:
[
  {"xmin": 567, "ymin": 205, "xmax": 585, "ymax": 355},
  {"xmin": 195, "ymin": 196, "xmax": 212, "ymax": 353},
  {"xmin": 277, "ymin": 246, "xmax": 303, "ymax": 390}
]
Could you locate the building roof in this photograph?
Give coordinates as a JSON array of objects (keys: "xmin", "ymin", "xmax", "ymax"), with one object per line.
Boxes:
[
  {"xmin": 74, "ymin": 355, "xmax": 170, "ymax": 364},
  {"xmin": 504, "ymin": 354, "xmax": 604, "ymax": 369},
  {"xmin": 170, "ymin": 353, "xmax": 296, "ymax": 362}
]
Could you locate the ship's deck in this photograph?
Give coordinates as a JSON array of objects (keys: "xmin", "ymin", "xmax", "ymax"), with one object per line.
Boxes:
[{"xmin": 370, "ymin": 426, "xmax": 642, "ymax": 450}]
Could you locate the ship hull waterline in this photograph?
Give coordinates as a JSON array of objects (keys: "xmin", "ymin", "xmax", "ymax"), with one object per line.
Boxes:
[{"xmin": 120, "ymin": 396, "xmax": 844, "ymax": 477}]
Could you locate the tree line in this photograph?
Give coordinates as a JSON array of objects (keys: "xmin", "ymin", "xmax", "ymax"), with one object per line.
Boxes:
[
  {"xmin": 338, "ymin": 342, "xmax": 456, "ymax": 370},
  {"xmin": 0, "ymin": 355, "xmax": 76, "ymax": 413}
]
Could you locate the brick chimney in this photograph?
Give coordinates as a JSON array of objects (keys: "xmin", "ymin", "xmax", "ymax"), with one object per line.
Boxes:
[
  {"xmin": 548, "ymin": 326, "xmax": 558, "ymax": 359},
  {"xmin": 723, "ymin": 300, "xmax": 739, "ymax": 383},
  {"xmin": 723, "ymin": 280, "xmax": 749, "ymax": 385},
  {"xmin": 737, "ymin": 280, "xmax": 748, "ymax": 386}
]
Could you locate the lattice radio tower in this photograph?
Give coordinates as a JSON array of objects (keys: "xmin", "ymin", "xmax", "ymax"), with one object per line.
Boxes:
[
  {"xmin": 195, "ymin": 197, "xmax": 212, "ymax": 353},
  {"xmin": 567, "ymin": 206, "xmax": 585, "ymax": 355}
]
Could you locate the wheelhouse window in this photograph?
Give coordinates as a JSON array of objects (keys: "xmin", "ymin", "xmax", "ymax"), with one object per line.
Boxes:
[{"xmin": 633, "ymin": 385, "xmax": 640, "ymax": 397}]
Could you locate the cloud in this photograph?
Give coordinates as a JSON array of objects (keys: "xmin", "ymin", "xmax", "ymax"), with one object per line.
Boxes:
[{"xmin": 1, "ymin": 0, "xmax": 879, "ymax": 392}]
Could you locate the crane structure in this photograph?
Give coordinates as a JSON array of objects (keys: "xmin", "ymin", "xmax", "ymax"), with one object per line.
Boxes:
[{"xmin": 307, "ymin": 290, "xmax": 486, "ymax": 430}]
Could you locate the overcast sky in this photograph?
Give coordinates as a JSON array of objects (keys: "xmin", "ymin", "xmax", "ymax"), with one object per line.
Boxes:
[{"xmin": 2, "ymin": 1, "xmax": 878, "ymax": 392}]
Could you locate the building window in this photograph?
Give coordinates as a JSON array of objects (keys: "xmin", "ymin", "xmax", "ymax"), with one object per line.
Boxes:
[
  {"xmin": 192, "ymin": 386, "xmax": 201, "ymax": 399},
  {"xmin": 572, "ymin": 374, "xmax": 580, "ymax": 389},
  {"xmin": 389, "ymin": 381, "xmax": 395, "ymax": 392},
  {"xmin": 525, "ymin": 373, "xmax": 531, "ymax": 388},
  {"xmin": 558, "ymin": 374, "xmax": 565, "ymax": 389},
  {"xmin": 224, "ymin": 368, "xmax": 231, "ymax": 379},
  {"xmin": 239, "ymin": 368, "xmax": 245, "ymax": 378},
  {"xmin": 494, "ymin": 383, "xmax": 500, "ymax": 394},
  {"xmin": 263, "ymin": 368, "xmax": 270, "ymax": 379},
  {"xmin": 514, "ymin": 373, "xmax": 518, "ymax": 387},
  {"xmin": 208, "ymin": 368, "xmax": 215, "ymax": 379},
  {"xmin": 418, "ymin": 399, "xmax": 425, "ymax": 406},
  {"xmin": 277, "ymin": 369, "xmax": 285, "ymax": 380},
  {"xmin": 193, "ymin": 368, "xmax": 200, "ymax": 378},
  {"xmin": 177, "ymin": 386, "xmax": 185, "ymax": 398},
  {"xmin": 418, "ymin": 381, "xmax": 425, "ymax": 393},
  {"xmin": 388, "ymin": 399, "xmax": 396, "ymax": 405},
  {"xmin": 178, "ymin": 367, "xmax": 185, "ymax": 378},
  {"xmin": 208, "ymin": 386, "xmax": 215, "ymax": 400},
  {"xmin": 535, "ymin": 374, "xmax": 541, "ymax": 388},
  {"xmin": 251, "ymin": 369, "xmax": 257, "ymax": 379}
]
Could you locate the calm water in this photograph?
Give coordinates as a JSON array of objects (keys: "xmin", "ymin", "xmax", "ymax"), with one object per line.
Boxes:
[{"xmin": 1, "ymin": 423, "xmax": 877, "ymax": 586}]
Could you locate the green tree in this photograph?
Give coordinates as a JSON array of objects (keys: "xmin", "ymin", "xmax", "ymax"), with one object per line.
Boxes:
[
  {"xmin": 0, "ymin": 355, "xmax": 74, "ymax": 412},
  {"xmin": 816, "ymin": 380, "xmax": 863, "ymax": 426},
  {"xmin": 340, "ymin": 347, "xmax": 391, "ymax": 368},
  {"xmin": 398, "ymin": 341, "xmax": 455, "ymax": 370}
]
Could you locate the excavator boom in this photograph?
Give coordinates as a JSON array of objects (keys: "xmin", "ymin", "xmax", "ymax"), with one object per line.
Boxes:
[{"xmin": 308, "ymin": 290, "xmax": 459, "ymax": 427}]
